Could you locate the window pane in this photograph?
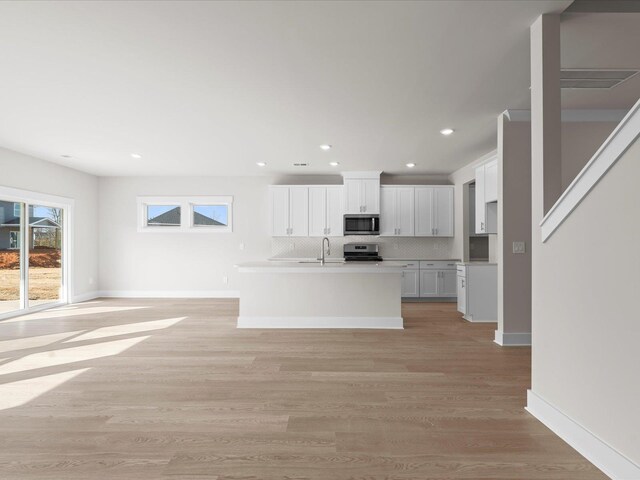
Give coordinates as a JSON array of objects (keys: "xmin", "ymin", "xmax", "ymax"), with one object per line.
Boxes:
[
  {"xmin": 147, "ymin": 205, "xmax": 181, "ymax": 226},
  {"xmin": 193, "ymin": 205, "xmax": 228, "ymax": 226},
  {"xmin": 0, "ymin": 200, "xmax": 22, "ymax": 314},
  {"xmin": 29, "ymin": 205, "xmax": 63, "ymax": 308}
]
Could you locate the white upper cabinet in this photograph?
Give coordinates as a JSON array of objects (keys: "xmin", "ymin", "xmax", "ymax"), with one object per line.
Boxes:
[
  {"xmin": 414, "ymin": 186, "xmax": 454, "ymax": 237},
  {"xmin": 475, "ymin": 158, "xmax": 498, "ymax": 234},
  {"xmin": 309, "ymin": 186, "xmax": 343, "ymax": 237},
  {"xmin": 342, "ymin": 172, "xmax": 381, "ymax": 214},
  {"xmin": 433, "ymin": 186, "xmax": 454, "ymax": 237},
  {"xmin": 484, "ymin": 159, "xmax": 498, "ymax": 203},
  {"xmin": 269, "ymin": 186, "xmax": 309, "ymax": 237},
  {"xmin": 380, "ymin": 186, "xmax": 415, "ymax": 236}
]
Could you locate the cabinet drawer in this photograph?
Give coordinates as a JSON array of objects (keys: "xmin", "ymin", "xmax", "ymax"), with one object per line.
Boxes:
[
  {"xmin": 419, "ymin": 261, "xmax": 457, "ymax": 270},
  {"xmin": 457, "ymin": 265, "xmax": 466, "ymax": 276},
  {"xmin": 403, "ymin": 261, "xmax": 419, "ymax": 269}
]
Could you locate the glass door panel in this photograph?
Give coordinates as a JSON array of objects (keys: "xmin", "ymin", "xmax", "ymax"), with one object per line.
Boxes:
[
  {"xmin": 0, "ymin": 200, "xmax": 23, "ymax": 314},
  {"xmin": 28, "ymin": 205, "xmax": 63, "ymax": 308}
]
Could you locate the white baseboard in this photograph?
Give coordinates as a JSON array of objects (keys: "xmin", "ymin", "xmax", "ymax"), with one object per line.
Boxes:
[
  {"xmin": 494, "ymin": 330, "xmax": 531, "ymax": 346},
  {"xmin": 463, "ymin": 314, "xmax": 497, "ymax": 323},
  {"xmin": 98, "ymin": 290, "xmax": 239, "ymax": 299},
  {"xmin": 70, "ymin": 291, "xmax": 100, "ymax": 303},
  {"xmin": 237, "ymin": 316, "xmax": 404, "ymax": 329},
  {"xmin": 526, "ymin": 390, "xmax": 640, "ymax": 479}
]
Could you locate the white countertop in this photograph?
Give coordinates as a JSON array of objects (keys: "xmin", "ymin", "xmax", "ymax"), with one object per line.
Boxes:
[
  {"xmin": 457, "ymin": 261, "xmax": 498, "ymax": 266},
  {"xmin": 237, "ymin": 261, "xmax": 406, "ymax": 274}
]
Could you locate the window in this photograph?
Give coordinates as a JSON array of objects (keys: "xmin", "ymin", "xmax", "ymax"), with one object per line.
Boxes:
[
  {"xmin": 137, "ymin": 196, "xmax": 232, "ymax": 232},
  {"xmin": 9, "ymin": 231, "xmax": 20, "ymax": 249},
  {"xmin": 146, "ymin": 205, "xmax": 181, "ymax": 227},
  {"xmin": 13, "ymin": 203, "xmax": 20, "ymax": 217}
]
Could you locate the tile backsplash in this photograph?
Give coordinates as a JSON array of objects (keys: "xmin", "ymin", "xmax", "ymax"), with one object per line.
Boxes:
[{"xmin": 272, "ymin": 236, "xmax": 456, "ymax": 260}]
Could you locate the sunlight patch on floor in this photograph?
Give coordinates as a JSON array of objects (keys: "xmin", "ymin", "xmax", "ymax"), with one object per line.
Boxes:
[
  {"xmin": 1, "ymin": 305, "xmax": 151, "ymax": 323},
  {"xmin": 0, "ymin": 331, "xmax": 84, "ymax": 354},
  {"xmin": 65, "ymin": 317, "xmax": 186, "ymax": 343},
  {"xmin": 0, "ymin": 336, "xmax": 150, "ymax": 376},
  {"xmin": 0, "ymin": 368, "xmax": 90, "ymax": 411}
]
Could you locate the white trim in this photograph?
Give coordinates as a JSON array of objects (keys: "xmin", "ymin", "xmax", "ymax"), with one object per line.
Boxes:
[
  {"xmin": 463, "ymin": 314, "xmax": 496, "ymax": 323},
  {"xmin": 99, "ymin": 290, "xmax": 239, "ymax": 299},
  {"xmin": 526, "ymin": 390, "xmax": 640, "ymax": 479},
  {"xmin": 71, "ymin": 291, "xmax": 100, "ymax": 303},
  {"xmin": 137, "ymin": 195, "xmax": 233, "ymax": 233},
  {"xmin": 237, "ymin": 316, "xmax": 404, "ymax": 329},
  {"xmin": 341, "ymin": 171, "xmax": 382, "ymax": 179},
  {"xmin": 494, "ymin": 330, "xmax": 531, "ymax": 346},
  {"xmin": 540, "ymin": 98, "xmax": 640, "ymax": 242},
  {"xmin": 503, "ymin": 109, "xmax": 630, "ymax": 123}
]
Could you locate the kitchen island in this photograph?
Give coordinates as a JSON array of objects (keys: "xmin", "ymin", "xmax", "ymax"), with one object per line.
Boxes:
[{"xmin": 236, "ymin": 261, "xmax": 404, "ymax": 329}]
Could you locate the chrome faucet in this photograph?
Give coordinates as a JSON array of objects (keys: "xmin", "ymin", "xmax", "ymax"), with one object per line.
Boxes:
[{"xmin": 320, "ymin": 237, "xmax": 331, "ymax": 265}]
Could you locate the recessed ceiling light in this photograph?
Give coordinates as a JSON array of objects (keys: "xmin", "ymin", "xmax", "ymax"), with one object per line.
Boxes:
[
  {"xmin": 256, "ymin": 162, "xmax": 267, "ymax": 167},
  {"xmin": 406, "ymin": 163, "xmax": 416, "ymax": 168},
  {"xmin": 131, "ymin": 153, "xmax": 142, "ymax": 159},
  {"xmin": 319, "ymin": 144, "xmax": 332, "ymax": 151},
  {"xmin": 329, "ymin": 161, "xmax": 339, "ymax": 167},
  {"xmin": 440, "ymin": 128, "xmax": 455, "ymax": 136},
  {"xmin": 61, "ymin": 154, "xmax": 72, "ymax": 158}
]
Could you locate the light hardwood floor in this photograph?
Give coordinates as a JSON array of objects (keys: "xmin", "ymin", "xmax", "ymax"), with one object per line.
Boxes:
[{"xmin": 0, "ymin": 299, "xmax": 605, "ymax": 479}]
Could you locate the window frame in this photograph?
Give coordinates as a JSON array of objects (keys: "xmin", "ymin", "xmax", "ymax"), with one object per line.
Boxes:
[{"xmin": 137, "ymin": 196, "xmax": 233, "ymax": 233}]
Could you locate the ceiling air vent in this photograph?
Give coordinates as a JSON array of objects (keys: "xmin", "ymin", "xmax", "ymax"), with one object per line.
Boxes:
[
  {"xmin": 293, "ymin": 163, "xmax": 309, "ymax": 167},
  {"xmin": 561, "ymin": 69, "xmax": 639, "ymax": 89}
]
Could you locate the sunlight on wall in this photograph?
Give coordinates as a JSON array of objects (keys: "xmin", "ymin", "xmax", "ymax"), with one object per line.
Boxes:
[
  {"xmin": 0, "ymin": 368, "xmax": 90, "ymax": 411},
  {"xmin": 0, "ymin": 335, "xmax": 150, "ymax": 376},
  {"xmin": 0, "ymin": 330, "xmax": 83, "ymax": 354},
  {"xmin": 65, "ymin": 317, "xmax": 185, "ymax": 343}
]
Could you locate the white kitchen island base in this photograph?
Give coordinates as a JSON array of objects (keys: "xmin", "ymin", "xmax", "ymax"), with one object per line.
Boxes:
[{"xmin": 236, "ymin": 262, "xmax": 404, "ymax": 329}]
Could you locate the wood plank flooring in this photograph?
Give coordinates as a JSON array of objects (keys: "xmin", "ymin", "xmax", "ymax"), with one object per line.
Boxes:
[{"xmin": 0, "ymin": 299, "xmax": 606, "ymax": 479}]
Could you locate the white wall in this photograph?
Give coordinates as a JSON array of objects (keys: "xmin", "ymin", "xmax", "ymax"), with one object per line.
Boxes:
[
  {"xmin": 0, "ymin": 147, "xmax": 99, "ymax": 301},
  {"xmin": 531, "ymin": 135, "xmax": 640, "ymax": 464},
  {"xmin": 98, "ymin": 176, "xmax": 273, "ymax": 296}
]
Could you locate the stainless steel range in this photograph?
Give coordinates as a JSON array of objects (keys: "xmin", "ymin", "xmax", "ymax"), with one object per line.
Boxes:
[{"xmin": 343, "ymin": 243, "xmax": 383, "ymax": 262}]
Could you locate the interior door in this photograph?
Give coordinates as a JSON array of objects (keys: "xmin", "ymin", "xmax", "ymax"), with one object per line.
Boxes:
[
  {"xmin": 325, "ymin": 187, "xmax": 343, "ymax": 236},
  {"xmin": 270, "ymin": 187, "xmax": 290, "ymax": 236},
  {"xmin": 396, "ymin": 187, "xmax": 414, "ymax": 236},
  {"xmin": 419, "ymin": 270, "xmax": 439, "ymax": 297},
  {"xmin": 414, "ymin": 187, "xmax": 434, "ymax": 236},
  {"xmin": 288, "ymin": 187, "xmax": 309, "ymax": 237},
  {"xmin": 308, "ymin": 187, "xmax": 326, "ymax": 237},
  {"xmin": 433, "ymin": 187, "xmax": 454, "ymax": 237},
  {"xmin": 439, "ymin": 270, "xmax": 458, "ymax": 297},
  {"xmin": 379, "ymin": 187, "xmax": 397, "ymax": 236}
]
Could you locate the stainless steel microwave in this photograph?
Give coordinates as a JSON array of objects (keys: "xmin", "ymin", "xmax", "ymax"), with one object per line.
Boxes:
[{"xmin": 343, "ymin": 214, "xmax": 380, "ymax": 235}]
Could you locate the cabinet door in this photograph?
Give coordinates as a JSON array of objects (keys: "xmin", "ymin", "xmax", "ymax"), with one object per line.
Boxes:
[
  {"xmin": 270, "ymin": 187, "xmax": 290, "ymax": 236},
  {"xmin": 457, "ymin": 275, "xmax": 466, "ymax": 313},
  {"xmin": 361, "ymin": 179, "xmax": 380, "ymax": 214},
  {"xmin": 484, "ymin": 159, "xmax": 498, "ymax": 203},
  {"xmin": 396, "ymin": 187, "xmax": 415, "ymax": 236},
  {"xmin": 343, "ymin": 179, "xmax": 362, "ymax": 214},
  {"xmin": 308, "ymin": 187, "xmax": 327, "ymax": 237},
  {"xmin": 433, "ymin": 187, "xmax": 454, "ymax": 237},
  {"xmin": 439, "ymin": 270, "xmax": 458, "ymax": 297},
  {"xmin": 288, "ymin": 186, "xmax": 309, "ymax": 237},
  {"xmin": 419, "ymin": 270, "xmax": 439, "ymax": 297},
  {"xmin": 475, "ymin": 164, "xmax": 486, "ymax": 234},
  {"xmin": 379, "ymin": 187, "xmax": 397, "ymax": 236},
  {"xmin": 401, "ymin": 269, "xmax": 419, "ymax": 297},
  {"xmin": 325, "ymin": 186, "xmax": 343, "ymax": 236},
  {"xmin": 414, "ymin": 187, "xmax": 434, "ymax": 236}
]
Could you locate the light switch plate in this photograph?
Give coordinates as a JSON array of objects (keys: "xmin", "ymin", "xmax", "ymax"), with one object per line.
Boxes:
[{"xmin": 513, "ymin": 241, "xmax": 526, "ymax": 254}]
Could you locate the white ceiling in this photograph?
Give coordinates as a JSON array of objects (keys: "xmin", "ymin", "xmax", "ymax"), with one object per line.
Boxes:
[{"xmin": 3, "ymin": 0, "xmax": 629, "ymax": 177}]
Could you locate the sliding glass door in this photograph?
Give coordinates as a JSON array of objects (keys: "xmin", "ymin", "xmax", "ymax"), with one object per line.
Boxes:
[
  {"xmin": 0, "ymin": 198, "xmax": 66, "ymax": 317},
  {"xmin": 0, "ymin": 200, "xmax": 22, "ymax": 315}
]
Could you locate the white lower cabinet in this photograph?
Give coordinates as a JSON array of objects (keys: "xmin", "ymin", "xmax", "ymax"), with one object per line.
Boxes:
[
  {"xmin": 399, "ymin": 260, "xmax": 457, "ymax": 299},
  {"xmin": 456, "ymin": 263, "xmax": 497, "ymax": 322}
]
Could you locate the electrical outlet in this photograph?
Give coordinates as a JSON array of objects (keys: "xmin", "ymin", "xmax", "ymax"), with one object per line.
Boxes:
[
  {"xmin": 222, "ymin": 275, "xmax": 228, "ymax": 284},
  {"xmin": 513, "ymin": 241, "xmax": 526, "ymax": 254}
]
